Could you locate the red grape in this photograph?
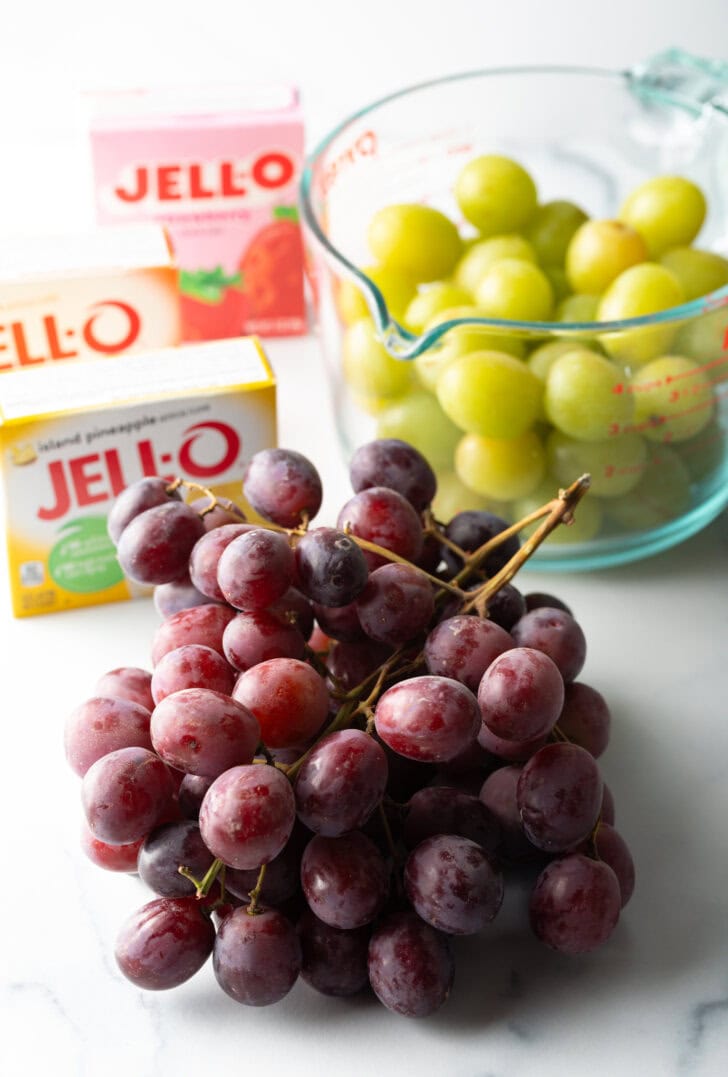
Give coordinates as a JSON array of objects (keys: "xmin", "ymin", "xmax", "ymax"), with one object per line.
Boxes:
[
  {"xmin": 510, "ymin": 607, "xmax": 586, "ymax": 682},
  {"xmin": 337, "ymin": 486, "xmax": 424, "ymax": 569},
  {"xmin": 243, "ymin": 447, "xmax": 323, "ymax": 528},
  {"xmin": 294, "ymin": 729, "xmax": 388, "ymax": 836},
  {"xmin": 424, "ymin": 615, "xmax": 514, "ymax": 692},
  {"xmin": 349, "ymin": 438, "xmax": 436, "ymax": 512},
  {"xmin": 355, "ymin": 563, "xmax": 435, "ymax": 646},
  {"xmin": 80, "ymin": 821, "xmax": 143, "ymax": 873},
  {"xmin": 476, "ymin": 721, "xmax": 548, "ymax": 763},
  {"xmin": 591, "ymin": 823, "xmax": 635, "ymax": 906},
  {"xmin": 138, "ymin": 820, "xmax": 215, "ymax": 897},
  {"xmin": 478, "ymin": 765, "xmax": 539, "ymax": 863},
  {"xmin": 375, "ymin": 675, "xmax": 480, "ymax": 763},
  {"xmin": 188, "ymin": 523, "xmax": 255, "ymax": 601},
  {"xmin": 404, "ymin": 834, "xmax": 503, "ymax": 935},
  {"xmin": 151, "ymin": 645, "xmax": 236, "ymax": 704},
  {"xmin": 232, "ymin": 658, "xmax": 328, "ymax": 749},
  {"xmin": 300, "ymin": 831, "xmax": 388, "ymax": 929},
  {"xmin": 517, "ymin": 742, "xmax": 603, "ymax": 852},
  {"xmin": 442, "ymin": 510, "xmax": 519, "ymax": 576},
  {"xmin": 151, "ymin": 603, "xmax": 236, "ymax": 665},
  {"xmin": 213, "ymin": 906, "xmax": 301, "ymax": 1005},
  {"xmin": 199, "ymin": 764, "xmax": 295, "ymax": 869},
  {"xmin": 368, "ymin": 911, "xmax": 453, "ymax": 1018},
  {"xmin": 294, "ymin": 527, "xmax": 369, "ymax": 607},
  {"xmin": 150, "ymin": 688, "xmax": 259, "ymax": 778},
  {"xmin": 93, "ymin": 667, "xmax": 153, "ymax": 711},
  {"xmin": 556, "ymin": 682, "xmax": 611, "ymax": 757},
  {"xmin": 82, "ymin": 746, "xmax": 176, "ymax": 844},
  {"xmin": 529, "ymin": 854, "xmax": 621, "ymax": 954},
  {"xmin": 115, "ymin": 896, "xmax": 215, "ymax": 989},
  {"xmin": 117, "ymin": 501, "xmax": 206, "ymax": 585},
  {"xmin": 153, "ymin": 576, "xmax": 217, "ymax": 618},
  {"xmin": 297, "ymin": 908, "xmax": 370, "ymax": 997},
  {"xmin": 107, "ymin": 476, "xmax": 181, "ymax": 545},
  {"xmin": 222, "ymin": 610, "xmax": 305, "ymax": 672},
  {"xmin": 65, "ymin": 696, "xmax": 152, "ymax": 777},
  {"xmin": 177, "ymin": 774, "xmax": 214, "ymax": 820},
  {"xmin": 403, "ymin": 786, "xmax": 500, "ymax": 858},
  {"xmin": 266, "ymin": 587, "xmax": 315, "ymax": 640},
  {"xmin": 312, "ymin": 601, "xmax": 366, "ymax": 642},
  {"xmin": 478, "ymin": 647, "xmax": 565, "ymax": 742},
  {"xmin": 217, "ymin": 528, "xmax": 294, "ymax": 611}
]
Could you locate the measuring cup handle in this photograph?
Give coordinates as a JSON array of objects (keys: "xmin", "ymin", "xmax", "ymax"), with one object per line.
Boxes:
[{"xmin": 629, "ymin": 48, "xmax": 728, "ymax": 110}]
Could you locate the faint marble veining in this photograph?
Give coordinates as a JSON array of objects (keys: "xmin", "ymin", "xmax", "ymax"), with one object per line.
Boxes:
[{"xmin": 678, "ymin": 993, "xmax": 728, "ymax": 1074}]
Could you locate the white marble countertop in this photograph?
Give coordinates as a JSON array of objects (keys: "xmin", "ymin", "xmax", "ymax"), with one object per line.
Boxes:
[
  {"xmin": 2, "ymin": 332, "xmax": 728, "ymax": 1077},
  {"xmin": 2, "ymin": 3, "xmax": 728, "ymax": 1073}
]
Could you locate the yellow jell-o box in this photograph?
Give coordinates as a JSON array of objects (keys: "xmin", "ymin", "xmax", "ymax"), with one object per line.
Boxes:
[
  {"xmin": 0, "ymin": 225, "xmax": 180, "ymax": 370},
  {"xmin": 0, "ymin": 337, "xmax": 276, "ymax": 616}
]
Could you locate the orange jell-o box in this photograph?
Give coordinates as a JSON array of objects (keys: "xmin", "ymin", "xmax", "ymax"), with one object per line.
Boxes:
[{"xmin": 0, "ymin": 225, "xmax": 180, "ymax": 371}]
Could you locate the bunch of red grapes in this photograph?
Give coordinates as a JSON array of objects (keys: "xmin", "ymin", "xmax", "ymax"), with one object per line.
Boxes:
[{"xmin": 66, "ymin": 438, "xmax": 634, "ymax": 1018}]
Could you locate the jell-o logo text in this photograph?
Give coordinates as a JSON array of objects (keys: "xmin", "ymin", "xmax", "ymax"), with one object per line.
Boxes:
[{"xmin": 0, "ymin": 301, "xmax": 142, "ymax": 370}]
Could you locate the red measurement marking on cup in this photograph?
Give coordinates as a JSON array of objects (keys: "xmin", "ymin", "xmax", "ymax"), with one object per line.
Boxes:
[
  {"xmin": 612, "ymin": 354, "xmax": 728, "ymax": 394},
  {"xmin": 319, "ymin": 130, "xmax": 378, "ymax": 196}
]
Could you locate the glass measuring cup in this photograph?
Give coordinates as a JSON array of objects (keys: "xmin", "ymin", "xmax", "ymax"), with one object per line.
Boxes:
[{"xmin": 300, "ymin": 50, "xmax": 728, "ymax": 570}]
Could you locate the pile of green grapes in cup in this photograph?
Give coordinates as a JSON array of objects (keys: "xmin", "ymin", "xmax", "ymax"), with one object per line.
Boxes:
[{"xmin": 337, "ymin": 156, "xmax": 728, "ymax": 544}]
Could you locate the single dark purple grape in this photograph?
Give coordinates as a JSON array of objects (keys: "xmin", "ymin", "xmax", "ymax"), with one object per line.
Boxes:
[
  {"xmin": 151, "ymin": 688, "xmax": 260, "ymax": 778},
  {"xmin": 442, "ymin": 510, "xmax": 519, "ymax": 576},
  {"xmin": 153, "ymin": 576, "xmax": 217, "ymax": 618},
  {"xmin": 188, "ymin": 495, "xmax": 247, "ymax": 530},
  {"xmin": 424, "ymin": 615, "xmax": 514, "ymax": 693},
  {"xmin": 94, "ymin": 667, "xmax": 153, "ymax": 711},
  {"xmin": 151, "ymin": 644, "xmax": 236, "ymax": 704},
  {"xmin": 404, "ymin": 834, "xmax": 503, "ymax": 935},
  {"xmin": 511, "ymin": 607, "xmax": 587, "ymax": 683},
  {"xmin": 213, "ymin": 906, "xmax": 301, "ymax": 1005},
  {"xmin": 222, "ymin": 609, "xmax": 305, "ymax": 672},
  {"xmin": 356, "ymin": 563, "xmax": 434, "ymax": 647},
  {"xmin": 403, "ymin": 786, "xmax": 500, "ymax": 858},
  {"xmin": 107, "ymin": 477, "xmax": 181, "ymax": 545},
  {"xmin": 65, "ymin": 696, "xmax": 152, "ymax": 777},
  {"xmin": 312, "ymin": 601, "xmax": 366, "ymax": 643},
  {"xmin": 368, "ymin": 911, "xmax": 453, "ymax": 1018},
  {"xmin": 478, "ymin": 647, "xmax": 565, "ymax": 742},
  {"xmin": 294, "ymin": 729, "xmax": 388, "ymax": 836},
  {"xmin": 478, "ymin": 765, "xmax": 538, "ymax": 863},
  {"xmin": 517, "ymin": 743, "xmax": 603, "ymax": 853},
  {"xmin": 325, "ymin": 639, "xmax": 392, "ymax": 692},
  {"xmin": 199, "ymin": 764, "xmax": 296, "ymax": 869},
  {"xmin": 556, "ymin": 682, "xmax": 611, "ymax": 757},
  {"xmin": 266, "ymin": 587, "xmax": 315, "ymax": 640},
  {"xmin": 80, "ymin": 821, "xmax": 143, "ymax": 873},
  {"xmin": 116, "ymin": 896, "xmax": 215, "ymax": 989},
  {"xmin": 294, "ymin": 527, "xmax": 369, "ymax": 607},
  {"xmin": 416, "ymin": 533, "xmax": 444, "ymax": 574},
  {"xmin": 117, "ymin": 502, "xmax": 206, "ymax": 586},
  {"xmin": 189, "ymin": 523, "xmax": 256, "ymax": 601},
  {"xmin": 300, "ymin": 831, "xmax": 388, "ymax": 929},
  {"xmin": 591, "ymin": 823, "xmax": 635, "ymax": 906},
  {"xmin": 243, "ymin": 447, "xmax": 323, "ymax": 528},
  {"xmin": 525, "ymin": 591, "xmax": 573, "ymax": 615},
  {"xmin": 349, "ymin": 438, "xmax": 436, "ymax": 512},
  {"xmin": 337, "ymin": 486, "xmax": 424, "ymax": 570},
  {"xmin": 529, "ymin": 854, "xmax": 621, "ymax": 954},
  {"xmin": 137, "ymin": 820, "xmax": 215, "ymax": 897},
  {"xmin": 178, "ymin": 774, "xmax": 214, "ymax": 820},
  {"xmin": 297, "ymin": 908, "xmax": 370, "ymax": 997},
  {"xmin": 225, "ymin": 836, "xmax": 302, "ymax": 906},
  {"xmin": 151, "ymin": 603, "xmax": 236, "ymax": 665},
  {"xmin": 82, "ymin": 746, "xmax": 175, "ymax": 845},
  {"xmin": 486, "ymin": 582, "xmax": 527, "ymax": 631},
  {"xmin": 375, "ymin": 676, "xmax": 480, "ymax": 763},
  {"xmin": 217, "ymin": 528, "xmax": 295, "ymax": 611}
]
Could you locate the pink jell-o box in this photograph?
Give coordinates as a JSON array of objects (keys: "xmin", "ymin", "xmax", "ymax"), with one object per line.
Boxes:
[
  {"xmin": 88, "ymin": 85, "xmax": 306, "ymax": 341},
  {"xmin": 0, "ymin": 225, "xmax": 180, "ymax": 370}
]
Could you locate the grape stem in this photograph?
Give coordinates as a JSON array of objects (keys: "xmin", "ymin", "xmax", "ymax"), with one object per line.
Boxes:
[
  {"xmin": 178, "ymin": 857, "xmax": 225, "ymax": 899},
  {"xmin": 247, "ymin": 864, "xmax": 267, "ymax": 915}
]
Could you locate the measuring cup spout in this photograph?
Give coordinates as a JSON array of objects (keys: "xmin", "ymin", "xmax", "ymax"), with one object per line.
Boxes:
[{"xmin": 629, "ymin": 48, "xmax": 728, "ymax": 113}]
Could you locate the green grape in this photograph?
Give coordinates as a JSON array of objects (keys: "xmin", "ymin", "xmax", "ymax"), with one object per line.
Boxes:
[
  {"xmin": 527, "ymin": 340, "xmax": 585, "ymax": 383},
  {"xmin": 673, "ymin": 419, "xmax": 727, "ymax": 484},
  {"xmin": 618, "ymin": 176, "xmax": 707, "ymax": 258},
  {"xmin": 367, "ymin": 204, "xmax": 463, "ymax": 282},
  {"xmin": 543, "ymin": 265, "xmax": 571, "ymax": 303},
  {"xmin": 453, "ymin": 234, "xmax": 537, "ymax": 295},
  {"xmin": 437, "ymin": 350, "xmax": 542, "ymax": 438},
  {"xmin": 474, "ymin": 259, "xmax": 554, "ymax": 322},
  {"xmin": 403, "ymin": 282, "xmax": 472, "ymax": 333},
  {"xmin": 337, "ymin": 264, "xmax": 417, "ymax": 325},
  {"xmin": 511, "ymin": 478, "xmax": 603, "ymax": 544},
  {"xmin": 454, "ymin": 155, "xmax": 538, "ymax": 236},
  {"xmin": 342, "ymin": 318, "xmax": 414, "ymax": 398},
  {"xmin": 597, "ymin": 263, "xmax": 685, "ymax": 366},
  {"xmin": 432, "ymin": 470, "xmax": 509, "ymax": 520},
  {"xmin": 673, "ymin": 308, "xmax": 728, "ymax": 382},
  {"xmin": 544, "ymin": 348, "xmax": 634, "ymax": 441},
  {"xmin": 604, "ymin": 445, "xmax": 692, "ymax": 530},
  {"xmin": 525, "ymin": 200, "xmax": 588, "ymax": 267},
  {"xmin": 455, "ymin": 429, "xmax": 545, "ymax": 501},
  {"xmin": 546, "ymin": 428, "xmax": 647, "ymax": 498},
  {"xmin": 376, "ymin": 391, "xmax": 461, "ymax": 469},
  {"xmin": 659, "ymin": 247, "xmax": 728, "ymax": 302},
  {"xmin": 555, "ymin": 294, "xmax": 600, "ymax": 324},
  {"xmin": 565, "ymin": 219, "xmax": 648, "ymax": 295},
  {"xmin": 415, "ymin": 308, "xmax": 525, "ymax": 392},
  {"xmin": 631, "ymin": 355, "xmax": 714, "ymax": 443}
]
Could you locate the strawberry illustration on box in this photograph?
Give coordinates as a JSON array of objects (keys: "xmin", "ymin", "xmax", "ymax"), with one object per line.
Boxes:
[{"xmin": 88, "ymin": 85, "xmax": 307, "ymax": 340}]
